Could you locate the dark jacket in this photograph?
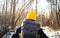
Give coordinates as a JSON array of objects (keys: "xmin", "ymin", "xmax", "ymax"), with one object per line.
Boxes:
[
  {"xmin": 23, "ymin": 19, "xmax": 48, "ymax": 38},
  {"xmin": 23, "ymin": 19, "xmax": 40, "ymax": 38},
  {"xmin": 23, "ymin": 19, "xmax": 40, "ymax": 34}
]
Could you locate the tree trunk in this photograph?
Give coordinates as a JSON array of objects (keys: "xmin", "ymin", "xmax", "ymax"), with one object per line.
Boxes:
[{"xmin": 12, "ymin": 0, "xmax": 16, "ymax": 29}]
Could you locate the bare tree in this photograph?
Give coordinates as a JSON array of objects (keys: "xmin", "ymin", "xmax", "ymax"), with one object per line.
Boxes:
[
  {"xmin": 1, "ymin": 2, "xmax": 5, "ymax": 25},
  {"xmin": 9, "ymin": 0, "xmax": 13, "ymax": 26},
  {"xmin": 4, "ymin": 0, "xmax": 7, "ymax": 25},
  {"xmin": 15, "ymin": 0, "xmax": 34, "ymax": 25},
  {"xmin": 12, "ymin": 0, "xmax": 16, "ymax": 29}
]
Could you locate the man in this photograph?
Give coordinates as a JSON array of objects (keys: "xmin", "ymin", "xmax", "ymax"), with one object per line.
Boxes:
[{"xmin": 21, "ymin": 10, "xmax": 48, "ymax": 38}]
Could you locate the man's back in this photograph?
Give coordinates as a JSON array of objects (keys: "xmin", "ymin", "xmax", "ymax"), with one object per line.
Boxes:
[
  {"xmin": 22, "ymin": 19, "xmax": 40, "ymax": 38},
  {"xmin": 23, "ymin": 19, "xmax": 40, "ymax": 35}
]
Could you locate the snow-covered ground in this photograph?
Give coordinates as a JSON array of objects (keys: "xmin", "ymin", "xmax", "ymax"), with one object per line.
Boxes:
[
  {"xmin": 2, "ymin": 30, "xmax": 15, "ymax": 38},
  {"xmin": 2, "ymin": 26, "xmax": 60, "ymax": 38},
  {"xmin": 41, "ymin": 26, "xmax": 60, "ymax": 38}
]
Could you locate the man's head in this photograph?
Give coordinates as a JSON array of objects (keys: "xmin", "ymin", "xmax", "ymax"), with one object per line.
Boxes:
[{"xmin": 26, "ymin": 11, "xmax": 37, "ymax": 20}]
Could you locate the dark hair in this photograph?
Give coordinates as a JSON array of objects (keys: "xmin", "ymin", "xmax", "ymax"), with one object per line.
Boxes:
[{"xmin": 16, "ymin": 27, "xmax": 21, "ymax": 33}]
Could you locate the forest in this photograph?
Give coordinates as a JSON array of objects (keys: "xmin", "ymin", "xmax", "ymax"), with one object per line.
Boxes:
[{"xmin": 0, "ymin": 0, "xmax": 60, "ymax": 38}]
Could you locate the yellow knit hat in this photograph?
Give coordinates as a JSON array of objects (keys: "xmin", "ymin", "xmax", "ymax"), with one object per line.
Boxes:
[{"xmin": 26, "ymin": 11, "xmax": 37, "ymax": 20}]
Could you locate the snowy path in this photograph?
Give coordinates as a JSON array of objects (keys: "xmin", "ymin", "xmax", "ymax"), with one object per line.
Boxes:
[
  {"xmin": 2, "ymin": 26, "xmax": 60, "ymax": 38},
  {"xmin": 42, "ymin": 26, "xmax": 60, "ymax": 38}
]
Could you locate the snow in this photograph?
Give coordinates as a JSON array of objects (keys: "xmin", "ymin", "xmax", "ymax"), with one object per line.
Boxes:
[
  {"xmin": 2, "ymin": 30, "xmax": 15, "ymax": 38},
  {"xmin": 2, "ymin": 26, "xmax": 60, "ymax": 38},
  {"xmin": 41, "ymin": 26, "xmax": 60, "ymax": 38}
]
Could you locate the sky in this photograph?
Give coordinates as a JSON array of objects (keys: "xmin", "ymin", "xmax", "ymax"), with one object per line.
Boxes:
[
  {"xmin": 0, "ymin": 0, "xmax": 3, "ymax": 11},
  {"xmin": 0, "ymin": 0, "xmax": 51, "ymax": 17}
]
